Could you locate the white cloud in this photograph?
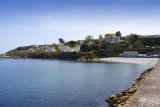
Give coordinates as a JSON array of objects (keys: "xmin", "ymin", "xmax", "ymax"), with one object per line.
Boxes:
[{"xmin": 13, "ymin": 13, "xmax": 160, "ymax": 38}]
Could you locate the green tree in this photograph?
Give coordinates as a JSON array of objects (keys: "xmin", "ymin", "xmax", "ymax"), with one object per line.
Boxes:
[
  {"xmin": 59, "ymin": 38, "xmax": 65, "ymax": 44},
  {"xmin": 76, "ymin": 40, "xmax": 80, "ymax": 45},
  {"xmin": 80, "ymin": 43, "xmax": 92, "ymax": 52},
  {"xmin": 68, "ymin": 41, "xmax": 76, "ymax": 45},
  {"xmin": 85, "ymin": 35, "xmax": 94, "ymax": 42},
  {"xmin": 99, "ymin": 34, "xmax": 103, "ymax": 39},
  {"xmin": 52, "ymin": 43, "xmax": 58, "ymax": 49},
  {"xmin": 92, "ymin": 45, "xmax": 100, "ymax": 50},
  {"xmin": 152, "ymin": 39, "xmax": 155, "ymax": 45},
  {"xmin": 94, "ymin": 39, "xmax": 100, "ymax": 45},
  {"xmin": 129, "ymin": 34, "xmax": 139, "ymax": 43},
  {"xmin": 121, "ymin": 37, "xmax": 125, "ymax": 40},
  {"xmin": 116, "ymin": 31, "xmax": 121, "ymax": 37}
]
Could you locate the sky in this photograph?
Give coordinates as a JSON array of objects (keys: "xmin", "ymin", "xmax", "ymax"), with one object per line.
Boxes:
[{"xmin": 0, "ymin": 0, "xmax": 160, "ymax": 54}]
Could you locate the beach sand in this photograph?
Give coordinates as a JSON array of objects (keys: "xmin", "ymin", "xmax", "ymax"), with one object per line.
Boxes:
[{"xmin": 100, "ymin": 57, "xmax": 159, "ymax": 67}]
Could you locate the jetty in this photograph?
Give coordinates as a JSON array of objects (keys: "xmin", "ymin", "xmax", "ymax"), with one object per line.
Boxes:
[{"xmin": 125, "ymin": 59, "xmax": 160, "ymax": 106}]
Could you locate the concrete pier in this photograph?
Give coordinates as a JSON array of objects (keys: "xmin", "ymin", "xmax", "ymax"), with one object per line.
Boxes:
[{"xmin": 125, "ymin": 59, "xmax": 160, "ymax": 107}]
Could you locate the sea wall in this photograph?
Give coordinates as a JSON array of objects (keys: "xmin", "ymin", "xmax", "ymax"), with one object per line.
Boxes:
[{"xmin": 105, "ymin": 68, "xmax": 153, "ymax": 107}]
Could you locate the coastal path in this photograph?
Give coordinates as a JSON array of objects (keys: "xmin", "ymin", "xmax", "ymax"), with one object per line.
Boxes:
[{"xmin": 125, "ymin": 59, "xmax": 160, "ymax": 107}]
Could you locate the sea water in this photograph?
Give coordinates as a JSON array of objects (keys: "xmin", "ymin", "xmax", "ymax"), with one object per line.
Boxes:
[{"xmin": 0, "ymin": 59, "xmax": 151, "ymax": 107}]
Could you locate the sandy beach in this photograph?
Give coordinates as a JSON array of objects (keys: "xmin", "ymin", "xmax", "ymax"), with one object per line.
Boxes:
[{"xmin": 100, "ymin": 57, "xmax": 159, "ymax": 67}]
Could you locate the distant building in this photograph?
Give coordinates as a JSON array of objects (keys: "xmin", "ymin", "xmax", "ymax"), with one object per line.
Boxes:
[
  {"xmin": 72, "ymin": 45, "xmax": 80, "ymax": 52},
  {"xmin": 105, "ymin": 34, "xmax": 120, "ymax": 43},
  {"xmin": 36, "ymin": 46, "xmax": 56, "ymax": 53},
  {"xmin": 123, "ymin": 51, "xmax": 138, "ymax": 57},
  {"xmin": 115, "ymin": 37, "xmax": 120, "ymax": 43},
  {"xmin": 150, "ymin": 54, "xmax": 160, "ymax": 57},
  {"xmin": 89, "ymin": 41, "xmax": 95, "ymax": 45},
  {"xmin": 63, "ymin": 49, "xmax": 73, "ymax": 52},
  {"xmin": 28, "ymin": 48, "xmax": 36, "ymax": 53},
  {"xmin": 32, "ymin": 45, "xmax": 39, "ymax": 48},
  {"xmin": 59, "ymin": 45, "xmax": 80, "ymax": 52},
  {"xmin": 48, "ymin": 47, "xmax": 56, "ymax": 53},
  {"xmin": 0, "ymin": 54, "xmax": 10, "ymax": 58},
  {"xmin": 79, "ymin": 40, "xmax": 85, "ymax": 45},
  {"xmin": 138, "ymin": 54, "xmax": 147, "ymax": 57},
  {"xmin": 58, "ymin": 45, "xmax": 70, "ymax": 52}
]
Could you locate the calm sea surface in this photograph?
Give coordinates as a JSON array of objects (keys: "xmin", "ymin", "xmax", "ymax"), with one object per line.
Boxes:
[{"xmin": 0, "ymin": 59, "xmax": 151, "ymax": 107}]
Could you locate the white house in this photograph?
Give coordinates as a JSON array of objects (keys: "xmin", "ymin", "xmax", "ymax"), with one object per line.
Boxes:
[
  {"xmin": 105, "ymin": 35, "xmax": 120, "ymax": 43},
  {"xmin": 36, "ymin": 46, "xmax": 54, "ymax": 53},
  {"xmin": 59, "ymin": 45, "xmax": 80, "ymax": 52},
  {"xmin": 28, "ymin": 48, "xmax": 36, "ymax": 53},
  {"xmin": 115, "ymin": 37, "xmax": 120, "ymax": 43},
  {"xmin": 48, "ymin": 47, "xmax": 56, "ymax": 53},
  {"xmin": 63, "ymin": 49, "xmax": 73, "ymax": 52},
  {"xmin": 59, "ymin": 46, "xmax": 69, "ymax": 52},
  {"xmin": 73, "ymin": 46, "xmax": 80, "ymax": 51}
]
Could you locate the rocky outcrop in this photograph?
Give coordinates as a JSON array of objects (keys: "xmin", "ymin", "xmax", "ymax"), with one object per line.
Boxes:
[
  {"xmin": 77, "ymin": 56, "xmax": 88, "ymax": 62},
  {"xmin": 105, "ymin": 68, "xmax": 153, "ymax": 107},
  {"xmin": 8, "ymin": 52, "xmax": 93, "ymax": 60},
  {"xmin": 76, "ymin": 56, "xmax": 99, "ymax": 62}
]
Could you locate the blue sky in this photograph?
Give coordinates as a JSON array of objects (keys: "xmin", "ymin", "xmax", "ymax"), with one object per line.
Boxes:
[{"xmin": 0, "ymin": 0, "xmax": 160, "ymax": 54}]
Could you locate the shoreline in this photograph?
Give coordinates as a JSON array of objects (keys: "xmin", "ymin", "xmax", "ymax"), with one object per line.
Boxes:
[
  {"xmin": 2, "ymin": 57, "xmax": 159, "ymax": 66},
  {"xmin": 105, "ymin": 58, "xmax": 159, "ymax": 107},
  {"xmin": 100, "ymin": 57, "xmax": 159, "ymax": 67},
  {"xmin": 105, "ymin": 67, "xmax": 153, "ymax": 107}
]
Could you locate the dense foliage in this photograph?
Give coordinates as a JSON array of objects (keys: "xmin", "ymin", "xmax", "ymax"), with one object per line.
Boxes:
[
  {"xmin": 80, "ymin": 43, "xmax": 92, "ymax": 52},
  {"xmin": 140, "ymin": 37, "xmax": 160, "ymax": 46},
  {"xmin": 17, "ymin": 46, "xmax": 32, "ymax": 50},
  {"xmin": 59, "ymin": 38, "xmax": 65, "ymax": 44},
  {"xmin": 115, "ymin": 31, "xmax": 121, "ymax": 37}
]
